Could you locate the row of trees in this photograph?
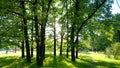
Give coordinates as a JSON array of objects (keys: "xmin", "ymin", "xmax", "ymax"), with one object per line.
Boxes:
[{"xmin": 1, "ymin": 0, "xmax": 120, "ymax": 67}]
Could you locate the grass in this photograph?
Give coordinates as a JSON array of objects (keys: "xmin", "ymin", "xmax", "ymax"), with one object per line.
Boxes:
[{"xmin": 0, "ymin": 52, "xmax": 120, "ymax": 68}]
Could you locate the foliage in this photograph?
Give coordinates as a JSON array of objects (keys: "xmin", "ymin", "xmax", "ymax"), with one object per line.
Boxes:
[
  {"xmin": 0, "ymin": 0, "xmax": 117, "ymax": 65},
  {"xmin": 106, "ymin": 42, "xmax": 120, "ymax": 59}
]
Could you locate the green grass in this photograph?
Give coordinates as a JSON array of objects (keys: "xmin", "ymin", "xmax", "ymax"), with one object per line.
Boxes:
[{"xmin": 0, "ymin": 52, "xmax": 120, "ymax": 68}]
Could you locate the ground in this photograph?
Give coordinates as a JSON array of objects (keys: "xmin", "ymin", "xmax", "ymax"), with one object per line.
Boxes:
[{"xmin": 0, "ymin": 51, "xmax": 120, "ymax": 68}]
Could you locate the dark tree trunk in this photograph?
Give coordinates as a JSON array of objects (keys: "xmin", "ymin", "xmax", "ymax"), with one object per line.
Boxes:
[
  {"xmin": 21, "ymin": 41, "xmax": 25, "ymax": 58},
  {"xmin": 40, "ymin": 3, "xmax": 46, "ymax": 64},
  {"xmin": 71, "ymin": 46, "xmax": 75, "ymax": 61},
  {"xmin": 20, "ymin": 0, "xmax": 31, "ymax": 63},
  {"xmin": 66, "ymin": 46, "xmax": 69, "ymax": 58},
  {"xmin": 74, "ymin": 0, "xmax": 79, "ymax": 59},
  {"xmin": 35, "ymin": 13, "xmax": 41, "ymax": 66},
  {"xmin": 75, "ymin": 36, "xmax": 78, "ymax": 58},
  {"xmin": 35, "ymin": 0, "xmax": 53, "ymax": 66},
  {"xmin": 66, "ymin": 0, "xmax": 69, "ymax": 58},
  {"xmin": 40, "ymin": 22, "xmax": 45, "ymax": 65},
  {"xmin": 76, "ymin": 46, "xmax": 78, "ymax": 58},
  {"xmin": 31, "ymin": 21, "xmax": 34, "ymax": 57},
  {"xmin": 24, "ymin": 18, "xmax": 31, "ymax": 63},
  {"xmin": 14, "ymin": 46, "xmax": 17, "ymax": 53},
  {"xmin": 70, "ymin": 20, "xmax": 75, "ymax": 62},
  {"xmin": 60, "ymin": 34, "xmax": 63, "ymax": 56},
  {"xmin": 40, "ymin": 0, "xmax": 53, "ymax": 62},
  {"xmin": 33, "ymin": 0, "xmax": 42, "ymax": 66},
  {"xmin": 70, "ymin": 0, "xmax": 80, "ymax": 62},
  {"xmin": 54, "ymin": 16, "xmax": 56, "ymax": 56}
]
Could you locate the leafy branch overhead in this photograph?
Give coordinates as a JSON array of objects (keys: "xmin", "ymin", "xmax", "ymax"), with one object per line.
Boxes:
[{"xmin": 76, "ymin": 0, "xmax": 106, "ymax": 39}]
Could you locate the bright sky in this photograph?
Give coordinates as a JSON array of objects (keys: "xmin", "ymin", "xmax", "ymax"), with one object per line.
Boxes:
[{"xmin": 112, "ymin": 0, "xmax": 120, "ymax": 14}]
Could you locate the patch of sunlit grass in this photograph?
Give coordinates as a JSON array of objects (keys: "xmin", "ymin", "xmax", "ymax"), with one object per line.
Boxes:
[
  {"xmin": 0, "ymin": 51, "xmax": 120, "ymax": 68},
  {"xmin": 0, "ymin": 51, "xmax": 21, "ymax": 57},
  {"xmin": 87, "ymin": 52, "xmax": 120, "ymax": 68}
]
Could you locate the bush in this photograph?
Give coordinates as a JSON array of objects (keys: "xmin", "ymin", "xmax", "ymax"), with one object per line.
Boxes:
[
  {"xmin": 106, "ymin": 47, "xmax": 112, "ymax": 58},
  {"xmin": 106, "ymin": 43, "xmax": 120, "ymax": 59}
]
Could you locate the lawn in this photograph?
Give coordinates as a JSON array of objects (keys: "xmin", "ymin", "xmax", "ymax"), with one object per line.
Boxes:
[{"xmin": 0, "ymin": 52, "xmax": 120, "ymax": 68}]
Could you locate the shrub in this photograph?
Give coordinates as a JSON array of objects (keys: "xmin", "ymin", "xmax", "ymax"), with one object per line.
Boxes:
[{"xmin": 106, "ymin": 42, "xmax": 120, "ymax": 59}]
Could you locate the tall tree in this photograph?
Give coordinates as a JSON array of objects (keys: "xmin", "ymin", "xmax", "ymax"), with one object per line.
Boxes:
[
  {"xmin": 20, "ymin": 0, "xmax": 31, "ymax": 63},
  {"xmin": 60, "ymin": 25, "xmax": 64, "ymax": 56},
  {"xmin": 32, "ymin": 0, "xmax": 41, "ymax": 66},
  {"xmin": 70, "ymin": 0, "xmax": 80, "ymax": 62},
  {"xmin": 53, "ymin": 15, "xmax": 56, "ymax": 56}
]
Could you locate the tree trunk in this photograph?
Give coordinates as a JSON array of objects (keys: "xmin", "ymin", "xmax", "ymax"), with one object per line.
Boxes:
[
  {"xmin": 14, "ymin": 46, "xmax": 17, "ymax": 53},
  {"xmin": 36, "ymin": 0, "xmax": 53, "ymax": 66},
  {"xmin": 74, "ymin": 0, "xmax": 79, "ymax": 59},
  {"xmin": 66, "ymin": 0, "xmax": 69, "ymax": 58},
  {"xmin": 21, "ymin": 41, "xmax": 25, "ymax": 58},
  {"xmin": 76, "ymin": 46, "xmax": 78, "ymax": 58},
  {"xmin": 66, "ymin": 46, "xmax": 69, "ymax": 58},
  {"xmin": 40, "ymin": 22, "xmax": 45, "ymax": 65},
  {"xmin": 24, "ymin": 18, "xmax": 31, "ymax": 63},
  {"xmin": 54, "ymin": 16, "xmax": 56, "ymax": 56},
  {"xmin": 40, "ymin": 4, "xmax": 46, "ymax": 64},
  {"xmin": 71, "ymin": 46, "xmax": 75, "ymax": 61},
  {"xmin": 33, "ymin": 0, "xmax": 42, "ymax": 66},
  {"xmin": 40, "ymin": 0, "xmax": 53, "ymax": 62},
  {"xmin": 31, "ymin": 21, "xmax": 34, "ymax": 57},
  {"xmin": 60, "ymin": 34, "xmax": 63, "ymax": 56},
  {"xmin": 75, "ymin": 36, "xmax": 78, "ymax": 58},
  {"xmin": 20, "ymin": 0, "xmax": 31, "ymax": 63},
  {"xmin": 70, "ymin": 20, "xmax": 75, "ymax": 62},
  {"xmin": 70, "ymin": 0, "xmax": 80, "ymax": 61}
]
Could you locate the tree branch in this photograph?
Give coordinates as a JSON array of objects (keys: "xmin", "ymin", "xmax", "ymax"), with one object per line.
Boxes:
[
  {"xmin": 75, "ymin": 0, "xmax": 107, "ymax": 43},
  {"xmin": 7, "ymin": 9, "xmax": 23, "ymax": 16},
  {"xmin": 7, "ymin": 9, "xmax": 33, "ymax": 20}
]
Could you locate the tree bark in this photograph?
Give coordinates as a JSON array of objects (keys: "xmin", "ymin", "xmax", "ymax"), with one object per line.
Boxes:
[
  {"xmin": 39, "ymin": 0, "xmax": 53, "ymax": 65},
  {"xmin": 70, "ymin": 18, "xmax": 75, "ymax": 62},
  {"xmin": 66, "ymin": 0, "xmax": 69, "ymax": 58},
  {"xmin": 66, "ymin": 46, "xmax": 69, "ymax": 58},
  {"xmin": 76, "ymin": 46, "xmax": 78, "ymax": 58},
  {"xmin": 71, "ymin": 46, "xmax": 75, "ymax": 61},
  {"xmin": 60, "ymin": 33, "xmax": 63, "ymax": 56},
  {"xmin": 54, "ymin": 17, "xmax": 56, "ymax": 56},
  {"xmin": 31, "ymin": 46, "xmax": 33, "ymax": 57},
  {"xmin": 21, "ymin": 41, "xmax": 25, "ymax": 58},
  {"xmin": 31, "ymin": 21, "xmax": 34, "ymax": 57},
  {"xmin": 33, "ymin": 0, "xmax": 42, "ymax": 66},
  {"xmin": 20, "ymin": 0, "xmax": 31, "ymax": 63},
  {"xmin": 40, "ymin": 22, "xmax": 45, "ymax": 65},
  {"xmin": 75, "ymin": 36, "xmax": 78, "ymax": 58},
  {"xmin": 70, "ymin": 0, "xmax": 79, "ymax": 62}
]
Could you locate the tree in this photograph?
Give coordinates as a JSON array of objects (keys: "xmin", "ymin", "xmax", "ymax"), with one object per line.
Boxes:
[
  {"xmin": 20, "ymin": 0, "xmax": 31, "ymax": 63},
  {"xmin": 39, "ymin": 0, "xmax": 53, "ymax": 66},
  {"xmin": 32, "ymin": 0, "xmax": 41, "ymax": 66},
  {"xmin": 59, "ymin": 24, "xmax": 65, "ymax": 56},
  {"xmin": 21, "ymin": 41, "xmax": 25, "ymax": 58},
  {"xmin": 53, "ymin": 15, "xmax": 56, "ymax": 56}
]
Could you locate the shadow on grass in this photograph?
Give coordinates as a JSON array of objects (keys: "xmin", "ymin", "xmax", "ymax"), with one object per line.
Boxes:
[
  {"xmin": 0, "ymin": 54, "xmax": 120, "ymax": 68},
  {"xmin": 0, "ymin": 56, "xmax": 26, "ymax": 68},
  {"xmin": 43, "ymin": 55, "xmax": 95, "ymax": 68}
]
